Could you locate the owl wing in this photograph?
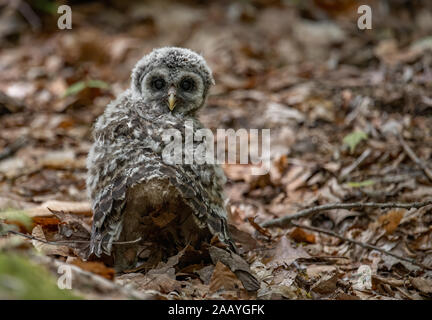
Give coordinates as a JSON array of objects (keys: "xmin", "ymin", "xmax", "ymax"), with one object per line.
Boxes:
[
  {"xmin": 157, "ymin": 162, "xmax": 238, "ymax": 252},
  {"xmin": 89, "ymin": 153, "xmax": 236, "ymax": 257}
]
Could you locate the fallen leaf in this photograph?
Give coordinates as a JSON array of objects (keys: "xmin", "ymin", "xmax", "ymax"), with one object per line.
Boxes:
[
  {"xmin": 248, "ymin": 217, "xmax": 271, "ymax": 238},
  {"xmin": 228, "ymin": 224, "xmax": 258, "ymax": 252},
  {"xmin": 31, "ymin": 225, "xmax": 70, "ymax": 257},
  {"xmin": 150, "ymin": 211, "xmax": 176, "ymax": 228},
  {"xmin": 268, "ymin": 236, "xmax": 310, "ymax": 268},
  {"xmin": 209, "ymin": 246, "xmax": 260, "ymax": 291},
  {"xmin": 378, "ymin": 209, "xmax": 405, "ymax": 235},
  {"xmin": 290, "ymin": 227, "xmax": 316, "ymax": 244},
  {"xmin": 410, "ymin": 277, "xmax": 432, "ymax": 295},
  {"xmin": 306, "ymin": 265, "xmax": 337, "ymax": 280},
  {"xmin": 116, "ymin": 272, "xmax": 181, "ymax": 294},
  {"xmin": 70, "ymin": 259, "xmax": 115, "ymax": 280},
  {"xmin": 196, "ymin": 265, "xmax": 214, "ymax": 285},
  {"xmin": 28, "ymin": 201, "xmax": 92, "ymax": 218},
  {"xmin": 209, "ymin": 261, "xmax": 241, "ymax": 293},
  {"xmin": 311, "ymin": 272, "xmax": 339, "ymax": 295}
]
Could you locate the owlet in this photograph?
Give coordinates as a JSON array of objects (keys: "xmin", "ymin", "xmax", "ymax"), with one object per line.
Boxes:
[{"xmin": 86, "ymin": 47, "xmax": 259, "ymax": 291}]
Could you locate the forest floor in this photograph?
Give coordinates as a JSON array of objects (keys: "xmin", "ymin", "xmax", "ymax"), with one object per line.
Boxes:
[{"xmin": 0, "ymin": 0, "xmax": 432, "ymax": 299}]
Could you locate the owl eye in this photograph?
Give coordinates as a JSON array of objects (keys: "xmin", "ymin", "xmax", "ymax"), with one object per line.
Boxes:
[
  {"xmin": 152, "ymin": 78, "xmax": 165, "ymax": 90},
  {"xmin": 180, "ymin": 79, "xmax": 194, "ymax": 91}
]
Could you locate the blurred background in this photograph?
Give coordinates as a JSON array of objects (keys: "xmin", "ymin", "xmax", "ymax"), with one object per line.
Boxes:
[{"xmin": 0, "ymin": 0, "xmax": 432, "ymax": 299}]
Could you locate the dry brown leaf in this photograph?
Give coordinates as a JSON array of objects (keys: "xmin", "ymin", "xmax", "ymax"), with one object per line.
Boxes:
[
  {"xmin": 306, "ymin": 265, "xmax": 337, "ymax": 280},
  {"xmin": 209, "ymin": 261, "xmax": 241, "ymax": 293},
  {"xmin": 311, "ymin": 272, "xmax": 340, "ymax": 295},
  {"xmin": 32, "ymin": 216, "xmax": 61, "ymax": 229},
  {"xmin": 290, "ymin": 227, "xmax": 316, "ymax": 244},
  {"xmin": 248, "ymin": 217, "xmax": 271, "ymax": 238},
  {"xmin": 208, "ymin": 246, "xmax": 260, "ymax": 291},
  {"xmin": 410, "ymin": 277, "xmax": 432, "ymax": 295},
  {"xmin": 150, "ymin": 211, "xmax": 176, "ymax": 228},
  {"xmin": 116, "ymin": 272, "xmax": 181, "ymax": 294},
  {"xmin": 374, "ymin": 39, "xmax": 422, "ymax": 65},
  {"xmin": 378, "ymin": 209, "xmax": 405, "ymax": 234},
  {"xmin": 268, "ymin": 236, "xmax": 310, "ymax": 268},
  {"xmin": 28, "ymin": 201, "xmax": 92, "ymax": 218},
  {"xmin": 196, "ymin": 265, "xmax": 214, "ymax": 285},
  {"xmin": 70, "ymin": 259, "xmax": 115, "ymax": 280},
  {"xmin": 223, "ymin": 164, "xmax": 253, "ymax": 182},
  {"xmin": 31, "ymin": 225, "xmax": 71, "ymax": 257},
  {"xmin": 228, "ymin": 223, "xmax": 258, "ymax": 252}
]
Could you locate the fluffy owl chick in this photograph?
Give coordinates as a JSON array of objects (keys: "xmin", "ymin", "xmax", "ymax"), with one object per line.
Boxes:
[{"xmin": 86, "ymin": 47, "xmax": 259, "ymax": 291}]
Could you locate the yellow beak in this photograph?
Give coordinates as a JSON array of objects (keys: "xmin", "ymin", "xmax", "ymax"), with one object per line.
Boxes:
[
  {"xmin": 168, "ymin": 94, "xmax": 176, "ymax": 111},
  {"xmin": 168, "ymin": 86, "xmax": 176, "ymax": 111}
]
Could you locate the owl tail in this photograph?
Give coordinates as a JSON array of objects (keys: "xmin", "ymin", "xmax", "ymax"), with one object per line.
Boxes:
[{"xmin": 89, "ymin": 220, "xmax": 123, "ymax": 257}]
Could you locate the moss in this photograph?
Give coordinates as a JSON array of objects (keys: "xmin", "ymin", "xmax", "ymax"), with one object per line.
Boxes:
[{"xmin": 0, "ymin": 253, "xmax": 81, "ymax": 299}]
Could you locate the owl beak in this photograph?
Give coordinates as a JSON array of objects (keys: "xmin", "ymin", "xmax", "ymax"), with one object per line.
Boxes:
[{"xmin": 168, "ymin": 86, "xmax": 176, "ymax": 111}]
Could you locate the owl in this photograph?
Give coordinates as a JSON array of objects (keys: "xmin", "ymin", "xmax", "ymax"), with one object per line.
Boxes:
[{"xmin": 86, "ymin": 47, "xmax": 259, "ymax": 291}]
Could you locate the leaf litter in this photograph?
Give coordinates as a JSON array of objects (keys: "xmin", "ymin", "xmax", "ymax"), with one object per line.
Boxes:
[{"xmin": 0, "ymin": 0, "xmax": 432, "ymax": 299}]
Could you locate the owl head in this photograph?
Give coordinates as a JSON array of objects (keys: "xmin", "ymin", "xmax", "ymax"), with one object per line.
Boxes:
[{"xmin": 131, "ymin": 47, "xmax": 215, "ymax": 114}]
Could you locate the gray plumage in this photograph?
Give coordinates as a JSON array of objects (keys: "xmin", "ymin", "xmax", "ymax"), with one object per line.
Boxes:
[{"xmin": 86, "ymin": 47, "xmax": 259, "ymax": 290}]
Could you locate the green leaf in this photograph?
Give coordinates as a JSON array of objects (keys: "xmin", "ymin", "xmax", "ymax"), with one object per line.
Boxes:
[
  {"xmin": 64, "ymin": 81, "xmax": 87, "ymax": 97},
  {"xmin": 0, "ymin": 209, "xmax": 33, "ymax": 231},
  {"xmin": 64, "ymin": 80, "xmax": 109, "ymax": 97},
  {"xmin": 33, "ymin": 0, "xmax": 58, "ymax": 15},
  {"xmin": 343, "ymin": 130, "xmax": 368, "ymax": 153},
  {"xmin": 347, "ymin": 180, "xmax": 375, "ymax": 188},
  {"xmin": 86, "ymin": 80, "xmax": 109, "ymax": 89}
]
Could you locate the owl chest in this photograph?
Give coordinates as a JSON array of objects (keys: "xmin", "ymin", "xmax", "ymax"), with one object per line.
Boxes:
[
  {"xmin": 104, "ymin": 118, "xmax": 222, "ymax": 186},
  {"xmin": 122, "ymin": 120, "xmax": 207, "ymax": 157}
]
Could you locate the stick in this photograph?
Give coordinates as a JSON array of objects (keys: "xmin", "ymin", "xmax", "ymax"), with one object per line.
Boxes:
[
  {"xmin": 261, "ymin": 199, "xmax": 432, "ymax": 228},
  {"xmin": 5, "ymin": 230, "xmax": 141, "ymax": 246},
  {"xmin": 340, "ymin": 148, "xmax": 371, "ymax": 178},
  {"xmin": 0, "ymin": 137, "xmax": 28, "ymax": 161},
  {"xmin": 5, "ymin": 0, "xmax": 41, "ymax": 31},
  {"xmin": 290, "ymin": 221, "xmax": 432, "ymax": 271},
  {"xmin": 398, "ymin": 135, "xmax": 432, "ymax": 182}
]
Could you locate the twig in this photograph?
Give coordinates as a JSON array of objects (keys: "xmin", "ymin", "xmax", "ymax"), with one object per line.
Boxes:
[
  {"xmin": 261, "ymin": 199, "xmax": 432, "ymax": 228},
  {"xmin": 5, "ymin": 230, "xmax": 141, "ymax": 246},
  {"xmin": 290, "ymin": 221, "xmax": 432, "ymax": 271},
  {"xmin": 5, "ymin": 0, "xmax": 41, "ymax": 31},
  {"xmin": 0, "ymin": 137, "xmax": 28, "ymax": 161},
  {"xmin": 340, "ymin": 148, "xmax": 371, "ymax": 178},
  {"xmin": 398, "ymin": 135, "xmax": 432, "ymax": 182}
]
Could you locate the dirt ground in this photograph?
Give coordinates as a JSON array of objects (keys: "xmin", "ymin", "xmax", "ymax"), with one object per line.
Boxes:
[{"xmin": 0, "ymin": 0, "xmax": 432, "ymax": 299}]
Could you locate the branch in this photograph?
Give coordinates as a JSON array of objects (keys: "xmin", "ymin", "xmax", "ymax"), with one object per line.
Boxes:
[
  {"xmin": 261, "ymin": 199, "xmax": 432, "ymax": 228},
  {"xmin": 340, "ymin": 148, "xmax": 371, "ymax": 178},
  {"xmin": 6, "ymin": 230, "xmax": 141, "ymax": 246},
  {"xmin": 0, "ymin": 137, "xmax": 28, "ymax": 161},
  {"xmin": 399, "ymin": 135, "xmax": 432, "ymax": 182},
  {"xmin": 290, "ymin": 221, "xmax": 432, "ymax": 271}
]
